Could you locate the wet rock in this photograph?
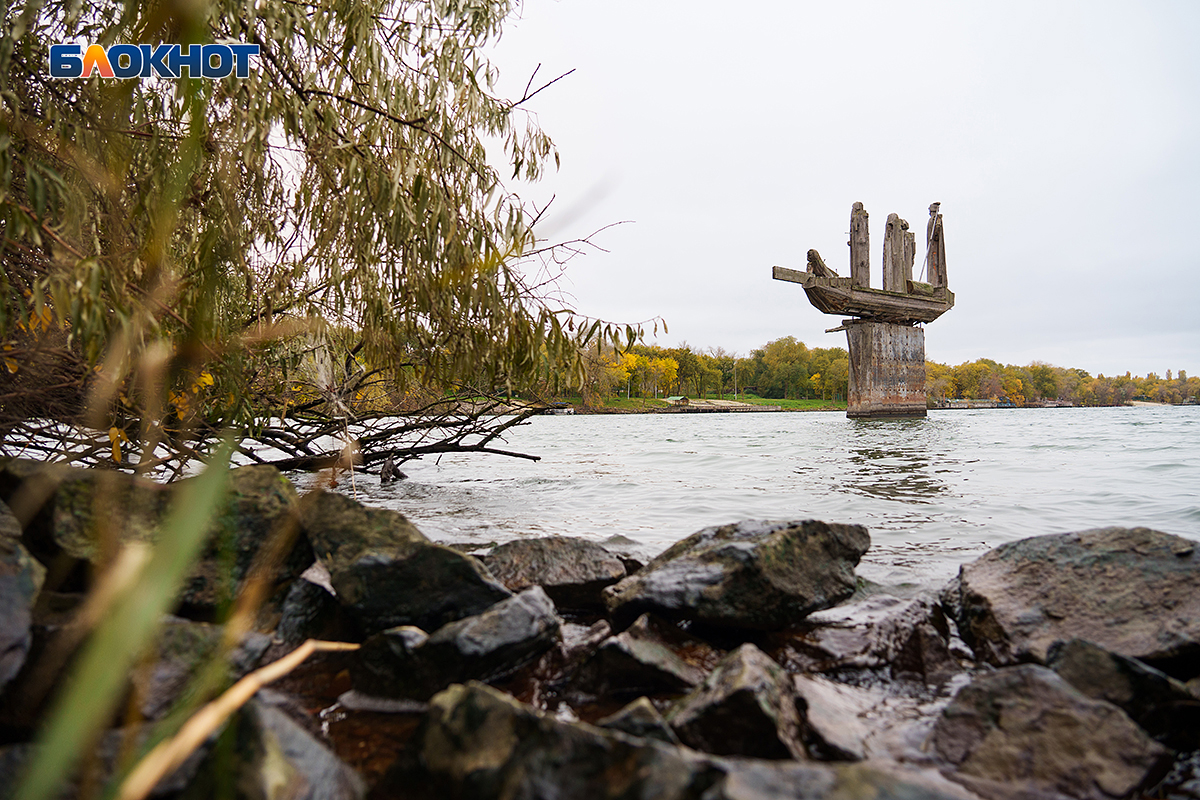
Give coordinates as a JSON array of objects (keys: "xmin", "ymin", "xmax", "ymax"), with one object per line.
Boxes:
[
  {"xmin": 603, "ymin": 519, "xmax": 870, "ymax": 631},
  {"xmin": 572, "ymin": 613, "xmax": 721, "ymax": 697},
  {"xmin": 409, "ymin": 681, "xmax": 970, "ymax": 800},
  {"xmin": 595, "ymin": 696, "xmax": 681, "ymax": 745},
  {"xmin": 184, "ymin": 697, "xmax": 365, "ymax": 799},
  {"xmin": 177, "ymin": 464, "xmax": 312, "ymax": 612},
  {"xmin": 415, "ymin": 681, "xmax": 720, "ymax": 800},
  {"xmin": 930, "ymin": 664, "xmax": 1170, "ymax": 800},
  {"xmin": 774, "ymin": 594, "xmax": 959, "ymax": 685},
  {"xmin": 132, "ymin": 617, "xmax": 271, "ymax": 720},
  {"xmin": 353, "ymin": 587, "xmax": 561, "ymax": 700},
  {"xmin": 0, "ymin": 500, "xmax": 44, "ymax": 692},
  {"xmin": 0, "ymin": 461, "xmax": 309, "ymax": 611},
  {"xmin": 792, "ymin": 675, "xmax": 876, "ymax": 761},
  {"xmin": 704, "ymin": 760, "xmax": 977, "ymax": 800},
  {"xmin": 1048, "ymin": 638, "xmax": 1200, "ymax": 751},
  {"xmin": 301, "ymin": 490, "xmax": 511, "ymax": 635},
  {"xmin": 667, "ymin": 643, "xmax": 807, "ymax": 760},
  {"xmin": 943, "ymin": 527, "xmax": 1200, "ymax": 670},
  {"xmin": 481, "ymin": 536, "xmax": 626, "ymax": 613},
  {"xmin": 276, "ymin": 577, "xmax": 354, "ymax": 647}
]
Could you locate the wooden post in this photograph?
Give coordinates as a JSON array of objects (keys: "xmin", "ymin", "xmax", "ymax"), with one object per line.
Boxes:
[
  {"xmin": 849, "ymin": 202, "xmax": 870, "ymax": 288},
  {"xmin": 926, "ymin": 202, "xmax": 946, "ymax": 288},
  {"xmin": 882, "ymin": 213, "xmax": 910, "ymax": 293}
]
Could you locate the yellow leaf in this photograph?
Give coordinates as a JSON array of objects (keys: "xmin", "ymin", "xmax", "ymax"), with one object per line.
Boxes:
[
  {"xmin": 108, "ymin": 427, "xmax": 122, "ymax": 463},
  {"xmin": 4, "ymin": 357, "xmax": 17, "ymax": 374}
]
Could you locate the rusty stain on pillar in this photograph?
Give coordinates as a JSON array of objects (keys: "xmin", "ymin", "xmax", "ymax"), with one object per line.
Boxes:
[{"xmin": 770, "ymin": 202, "xmax": 954, "ymax": 419}]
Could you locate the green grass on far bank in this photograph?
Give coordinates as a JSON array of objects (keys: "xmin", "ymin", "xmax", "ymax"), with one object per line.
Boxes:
[{"xmin": 553, "ymin": 393, "xmax": 846, "ymax": 412}]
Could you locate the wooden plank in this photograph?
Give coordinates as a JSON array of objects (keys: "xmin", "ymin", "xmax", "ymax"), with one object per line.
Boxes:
[
  {"xmin": 850, "ymin": 202, "xmax": 870, "ymax": 288},
  {"xmin": 772, "ymin": 265, "xmax": 813, "ymax": 285}
]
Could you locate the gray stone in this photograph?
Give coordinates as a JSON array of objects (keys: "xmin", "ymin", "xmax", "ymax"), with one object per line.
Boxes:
[
  {"xmin": 572, "ymin": 613, "xmax": 721, "ymax": 697},
  {"xmin": 792, "ymin": 675, "xmax": 875, "ymax": 761},
  {"xmin": 301, "ymin": 490, "xmax": 511, "ymax": 635},
  {"xmin": 482, "ymin": 536, "xmax": 625, "ymax": 612},
  {"xmin": 943, "ymin": 527, "xmax": 1200, "ymax": 669},
  {"xmin": 595, "ymin": 697, "xmax": 680, "ymax": 745},
  {"xmin": 412, "ymin": 682, "xmax": 964, "ymax": 800},
  {"xmin": 353, "ymin": 588, "xmax": 561, "ymax": 700},
  {"xmin": 0, "ymin": 500, "xmax": 43, "ymax": 691},
  {"xmin": 1048, "ymin": 638, "xmax": 1200, "ymax": 750},
  {"xmin": 0, "ymin": 460, "xmax": 310, "ymax": 611},
  {"xmin": 930, "ymin": 664, "xmax": 1170, "ymax": 800},
  {"xmin": 234, "ymin": 698, "xmax": 366, "ymax": 800},
  {"xmin": 776, "ymin": 594, "xmax": 959, "ymax": 684},
  {"xmin": 604, "ymin": 519, "xmax": 870, "ymax": 631},
  {"xmin": 667, "ymin": 643, "xmax": 807, "ymax": 760}
]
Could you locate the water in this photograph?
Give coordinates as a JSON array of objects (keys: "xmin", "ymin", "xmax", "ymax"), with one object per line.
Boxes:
[{"xmin": 333, "ymin": 406, "xmax": 1200, "ymax": 589}]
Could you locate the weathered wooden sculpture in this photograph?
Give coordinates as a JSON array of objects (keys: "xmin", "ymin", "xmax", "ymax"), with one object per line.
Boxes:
[{"xmin": 772, "ymin": 202, "xmax": 953, "ymax": 418}]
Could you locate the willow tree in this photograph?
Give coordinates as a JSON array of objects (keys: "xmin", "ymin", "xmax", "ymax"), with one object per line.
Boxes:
[{"xmin": 0, "ymin": 0, "xmax": 632, "ymax": 474}]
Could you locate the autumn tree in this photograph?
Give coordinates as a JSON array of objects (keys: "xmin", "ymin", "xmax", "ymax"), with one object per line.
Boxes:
[{"xmin": 1, "ymin": 0, "xmax": 639, "ymax": 473}]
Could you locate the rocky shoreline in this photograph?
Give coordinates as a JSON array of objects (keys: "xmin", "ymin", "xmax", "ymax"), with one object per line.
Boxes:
[{"xmin": 1, "ymin": 460, "xmax": 1198, "ymax": 799}]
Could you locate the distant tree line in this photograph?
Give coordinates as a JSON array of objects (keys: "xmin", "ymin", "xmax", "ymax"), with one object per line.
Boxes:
[{"xmin": 541, "ymin": 337, "xmax": 1198, "ymax": 408}]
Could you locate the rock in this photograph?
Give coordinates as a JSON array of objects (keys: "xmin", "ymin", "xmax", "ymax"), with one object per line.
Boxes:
[
  {"xmin": 132, "ymin": 617, "xmax": 271, "ymax": 720},
  {"xmin": 415, "ymin": 682, "xmax": 717, "ymax": 800},
  {"xmin": 409, "ymin": 681, "xmax": 965, "ymax": 800},
  {"xmin": 595, "ymin": 696, "xmax": 681, "ymax": 745},
  {"xmin": 481, "ymin": 536, "xmax": 626, "ymax": 613},
  {"xmin": 930, "ymin": 664, "xmax": 1170, "ymax": 800},
  {"xmin": 1048, "ymin": 638, "xmax": 1200, "ymax": 750},
  {"xmin": 792, "ymin": 675, "xmax": 875, "ymax": 761},
  {"xmin": 771, "ymin": 594, "xmax": 959, "ymax": 685},
  {"xmin": 276, "ymin": 577, "xmax": 353, "ymax": 647},
  {"xmin": 0, "ymin": 500, "xmax": 44, "ymax": 692},
  {"xmin": 353, "ymin": 587, "xmax": 561, "ymax": 700},
  {"xmin": 177, "ymin": 464, "xmax": 312, "ymax": 612},
  {"xmin": 572, "ymin": 613, "xmax": 721, "ymax": 697},
  {"xmin": 603, "ymin": 519, "xmax": 870, "ymax": 631},
  {"xmin": 300, "ymin": 490, "xmax": 511, "ymax": 635},
  {"xmin": 0, "ymin": 460, "xmax": 309, "ymax": 611},
  {"xmin": 943, "ymin": 527, "xmax": 1200, "ymax": 670},
  {"xmin": 667, "ymin": 643, "xmax": 807, "ymax": 760},
  {"xmin": 186, "ymin": 697, "xmax": 366, "ymax": 799}
]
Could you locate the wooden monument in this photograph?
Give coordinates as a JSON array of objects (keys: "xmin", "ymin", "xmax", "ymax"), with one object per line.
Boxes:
[{"xmin": 772, "ymin": 202, "xmax": 952, "ymax": 419}]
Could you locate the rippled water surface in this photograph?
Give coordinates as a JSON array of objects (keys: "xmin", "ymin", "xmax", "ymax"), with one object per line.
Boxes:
[{"xmin": 337, "ymin": 406, "xmax": 1200, "ymax": 588}]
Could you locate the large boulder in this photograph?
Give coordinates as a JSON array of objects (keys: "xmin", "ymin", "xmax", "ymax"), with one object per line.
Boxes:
[
  {"xmin": 301, "ymin": 490, "xmax": 511, "ymax": 635},
  {"xmin": 667, "ymin": 643, "xmax": 807, "ymax": 761},
  {"xmin": 0, "ymin": 501, "xmax": 44, "ymax": 692},
  {"xmin": 1047, "ymin": 638, "xmax": 1200, "ymax": 751},
  {"xmin": 571, "ymin": 613, "xmax": 721, "ymax": 698},
  {"xmin": 930, "ymin": 664, "xmax": 1170, "ymax": 800},
  {"xmin": 603, "ymin": 519, "xmax": 870, "ymax": 631},
  {"xmin": 0, "ymin": 460, "xmax": 310, "ymax": 611},
  {"xmin": 771, "ymin": 593, "xmax": 958, "ymax": 685},
  {"xmin": 943, "ymin": 527, "xmax": 1200, "ymax": 670},
  {"xmin": 481, "ymin": 536, "xmax": 626, "ymax": 613},
  {"xmin": 353, "ymin": 587, "xmax": 561, "ymax": 700}
]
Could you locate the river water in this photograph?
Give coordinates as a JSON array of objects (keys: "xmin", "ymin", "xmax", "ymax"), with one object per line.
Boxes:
[{"xmin": 336, "ymin": 406, "xmax": 1200, "ymax": 590}]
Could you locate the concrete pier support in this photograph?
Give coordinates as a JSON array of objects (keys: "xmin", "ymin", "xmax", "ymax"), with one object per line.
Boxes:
[{"xmin": 845, "ymin": 321, "xmax": 927, "ymax": 418}]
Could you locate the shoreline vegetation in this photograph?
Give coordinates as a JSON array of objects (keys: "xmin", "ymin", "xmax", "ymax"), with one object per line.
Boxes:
[{"xmin": 520, "ymin": 337, "xmax": 1198, "ymax": 415}]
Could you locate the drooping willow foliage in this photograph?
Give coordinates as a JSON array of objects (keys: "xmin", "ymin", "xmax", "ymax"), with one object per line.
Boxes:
[{"xmin": 0, "ymin": 0, "xmax": 639, "ymax": 474}]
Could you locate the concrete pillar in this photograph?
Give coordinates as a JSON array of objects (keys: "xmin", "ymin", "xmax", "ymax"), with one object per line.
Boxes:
[
  {"xmin": 845, "ymin": 321, "xmax": 927, "ymax": 418},
  {"xmin": 849, "ymin": 202, "xmax": 870, "ymax": 288}
]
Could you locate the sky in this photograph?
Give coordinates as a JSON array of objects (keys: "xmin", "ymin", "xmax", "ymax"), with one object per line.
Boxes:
[{"xmin": 485, "ymin": 0, "xmax": 1200, "ymax": 377}]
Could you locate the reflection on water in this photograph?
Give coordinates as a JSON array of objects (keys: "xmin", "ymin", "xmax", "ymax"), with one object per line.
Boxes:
[{"xmin": 313, "ymin": 406, "xmax": 1200, "ymax": 589}]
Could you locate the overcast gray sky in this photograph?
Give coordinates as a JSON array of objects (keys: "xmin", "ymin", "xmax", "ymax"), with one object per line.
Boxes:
[{"xmin": 488, "ymin": 1, "xmax": 1199, "ymax": 377}]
